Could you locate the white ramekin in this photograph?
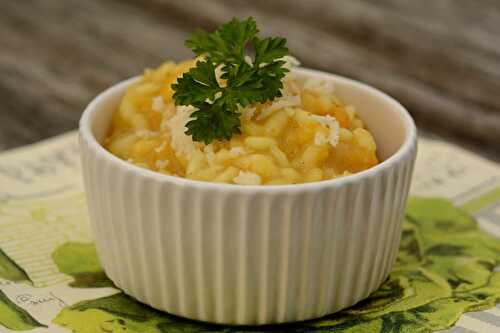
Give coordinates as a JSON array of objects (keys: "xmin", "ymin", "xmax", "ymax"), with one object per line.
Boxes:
[{"xmin": 79, "ymin": 68, "xmax": 417, "ymax": 325}]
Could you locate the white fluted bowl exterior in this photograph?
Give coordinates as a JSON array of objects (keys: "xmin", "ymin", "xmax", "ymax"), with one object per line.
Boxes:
[{"xmin": 79, "ymin": 68, "xmax": 417, "ymax": 325}]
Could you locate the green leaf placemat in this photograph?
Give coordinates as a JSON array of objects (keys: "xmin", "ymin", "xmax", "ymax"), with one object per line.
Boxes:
[{"xmin": 1, "ymin": 132, "xmax": 500, "ymax": 333}]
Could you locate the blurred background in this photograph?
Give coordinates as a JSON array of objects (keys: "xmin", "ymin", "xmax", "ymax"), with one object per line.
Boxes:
[{"xmin": 1, "ymin": 0, "xmax": 499, "ymax": 159}]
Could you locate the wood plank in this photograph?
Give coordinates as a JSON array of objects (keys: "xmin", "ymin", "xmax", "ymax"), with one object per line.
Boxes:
[
  {"xmin": 0, "ymin": 0, "xmax": 191, "ymax": 149},
  {"xmin": 0, "ymin": 0, "xmax": 499, "ymax": 160}
]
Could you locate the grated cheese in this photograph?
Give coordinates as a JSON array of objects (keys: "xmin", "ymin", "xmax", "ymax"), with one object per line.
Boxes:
[
  {"xmin": 257, "ymin": 95, "xmax": 301, "ymax": 120},
  {"xmin": 163, "ymin": 105, "xmax": 196, "ymax": 157},
  {"xmin": 314, "ymin": 132, "xmax": 327, "ymax": 146},
  {"xmin": 152, "ymin": 96, "xmax": 165, "ymax": 112},
  {"xmin": 281, "ymin": 55, "xmax": 301, "ymax": 70},
  {"xmin": 303, "ymin": 77, "xmax": 335, "ymax": 95},
  {"xmin": 204, "ymin": 144, "xmax": 215, "ymax": 164},
  {"xmin": 239, "ymin": 106, "xmax": 256, "ymax": 120},
  {"xmin": 310, "ymin": 114, "xmax": 340, "ymax": 147},
  {"xmin": 136, "ymin": 130, "xmax": 156, "ymax": 138},
  {"xmin": 229, "ymin": 147, "xmax": 246, "ymax": 157},
  {"xmin": 233, "ymin": 171, "xmax": 261, "ymax": 185},
  {"xmin": 214, "ymin": 64, "xmax": 226, "ymax": 88},
  {"xmin": 155, "ymin": 160, "xmax": 170, "ymax": 169},
  {"xmin": 244, "ymin": 55, "xmax": 253, "ymax": 65},
  {"xmin": 154, "ymin": 140, "xmax": 167, "ymax": 153}
]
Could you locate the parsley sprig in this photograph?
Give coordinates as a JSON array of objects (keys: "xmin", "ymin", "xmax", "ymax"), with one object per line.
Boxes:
[{"xmin": 172, "ymin": 17, "xmax": 289, "ymax": 144}]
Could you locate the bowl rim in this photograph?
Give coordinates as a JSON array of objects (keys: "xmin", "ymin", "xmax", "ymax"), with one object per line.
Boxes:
[{"xmin": 79, "ymin": 67, "xmax": 417, "ymax": 193}]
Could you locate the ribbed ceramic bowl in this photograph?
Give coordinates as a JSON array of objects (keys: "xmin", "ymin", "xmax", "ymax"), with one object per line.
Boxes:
[{"xmin": 79, "ymin": 68, "xmax": 417, "ymax": 325}]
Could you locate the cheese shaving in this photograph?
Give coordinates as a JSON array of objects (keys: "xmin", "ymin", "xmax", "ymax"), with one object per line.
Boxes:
[
  {"xmin": 233, "ymin": 171, "xmax": 261, "ymax": 185},
  {"xmin": 136, "ymin": 130, "xmax": 156, "ymax": 138},
  {"xmin": 239, "ymin": 106, "xmax": 256, "ymax": 120},
  {"xmin": 152, "ymin": 96, "xmax": 165, "ymax": 112},
  {"xmin": 244, "ymin": 55, "xmax": 253, "ymax": 65},
  {"xmin": 303, "ymin": 77, "xmax": 335, "ymax": 95},
  {"xmin": 163, "ymin": 105, "xmax": 196, "ymax": 157},
  {"xmin": 155, "ymin": 160, "xmax": 170, "ymax": 169},
  {"xmin": 310, "ymin": 114, "xmax": 340, "ymax": 147},
  {"xmin": 154, "ymin": 141, "xmax": 167, "ymax": 153},
  {"xmin": 204, "ymin": 144, "xmax": 215, "ymax": 164},
  {"xmin": 229, "ymin": 147, "xmax": 246, "ymax": 157},
  {"xmin": 314, "ymin": 132, "xmax": 327, "ymax": 146},
  {"xmin": 281, "ymin": 55, "xmax": 300, "ymax": 70},
  {"xmin": 257, "ymin": 95, "xmax": 301, "ymax": 120}
]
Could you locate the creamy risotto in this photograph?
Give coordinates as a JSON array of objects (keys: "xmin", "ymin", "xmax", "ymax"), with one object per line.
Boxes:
[{"xmin": 105, "ymin": 60, "xmax": 379, "ymax": 185}]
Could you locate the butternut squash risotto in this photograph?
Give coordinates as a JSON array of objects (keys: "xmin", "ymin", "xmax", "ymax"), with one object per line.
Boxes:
[{"xmin": 105, "ymin": 59, "xmax": 379, "ymax": 185}]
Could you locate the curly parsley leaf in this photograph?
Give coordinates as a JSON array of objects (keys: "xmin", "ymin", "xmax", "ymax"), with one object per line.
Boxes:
[
  {"xmin": 253, "ymin": 36, "xmax": 288, "ymax": 66},
  {"xmin": 171, "ymin": 60, "xmax": 221, "ymax": 106},
  {"xmin": 186, "ymin": 18, "xmax": 258, "ymax": 64},
  {"xmin": 185, "ymin": 105, "xmax": 241, "ymax": 144},
  {"xmin": 173, "ymin": 17, "xmax": 290, "ymax": 143}
]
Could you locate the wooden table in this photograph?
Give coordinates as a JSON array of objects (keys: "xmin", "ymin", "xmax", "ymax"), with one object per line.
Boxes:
[{"xmin": 1, "ymin": 0, "xmax": 499, "ymax": 160}]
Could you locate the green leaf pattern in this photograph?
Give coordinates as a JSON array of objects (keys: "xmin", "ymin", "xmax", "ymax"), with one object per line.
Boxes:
[{"xmin": 46, "ymin": 198, "xmax": 500, "ymax": 333}]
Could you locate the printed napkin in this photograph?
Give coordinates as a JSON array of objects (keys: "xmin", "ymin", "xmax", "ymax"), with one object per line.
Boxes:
[{"xmin": 1, "ymin": 132, "xmax": 500, "ymax": 333}]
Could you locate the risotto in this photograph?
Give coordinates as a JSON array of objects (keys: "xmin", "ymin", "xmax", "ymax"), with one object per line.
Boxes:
[{"xmin": 104, "ymin": 60, "xmax": 379, "ymax": 185}]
